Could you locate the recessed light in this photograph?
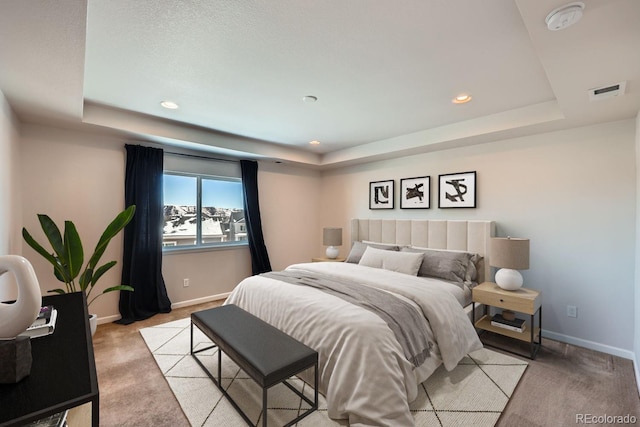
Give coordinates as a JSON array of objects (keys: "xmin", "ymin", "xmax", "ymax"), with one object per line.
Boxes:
[
  {"xmin": 309, "ymin": 140, "xmax": 321, "ymax": 145},
  {"xmin": 160, "ymin": 101, "xmax": 179, "ymax": 109},
  {"xmin": 303, "ymin": 96, "xmax": 318, "ymax": 103},
  {"xmin": 452, "ymin": 94, "xmax": 472, "ymax": 104}
]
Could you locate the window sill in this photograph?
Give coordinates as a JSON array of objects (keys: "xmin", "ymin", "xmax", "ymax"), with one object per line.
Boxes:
[{"xmin": 162, "ymin": 242, "xmax": 248, "ymax": 255}]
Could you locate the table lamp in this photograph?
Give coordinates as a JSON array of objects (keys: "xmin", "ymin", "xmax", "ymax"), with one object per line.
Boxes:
[
  {"xmin": 323, "ymin": 227, "xmax": 342, "ymax": 259},
  {"xmin": 490, "ymin": 237, "xmax": 530, "ymax": 291}
]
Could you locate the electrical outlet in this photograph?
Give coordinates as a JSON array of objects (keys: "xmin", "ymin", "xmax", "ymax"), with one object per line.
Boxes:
[
  {"xmin": 183, "ymin": 278, "xmax": 190, "ymax": 287},
  {"xmin": 567, "ymin": 305, "xmax": 577, "ymax": 318}
]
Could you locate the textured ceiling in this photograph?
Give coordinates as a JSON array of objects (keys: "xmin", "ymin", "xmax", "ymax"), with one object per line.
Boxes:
[{"xmin": 0, "ymin": 0, "xmax": 639, "ymax": 167}]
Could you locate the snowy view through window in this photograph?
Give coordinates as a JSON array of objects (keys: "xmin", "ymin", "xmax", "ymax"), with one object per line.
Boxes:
[{"xmin": 163, "ymin": 174, "xmax": 246, "ymax": 247}]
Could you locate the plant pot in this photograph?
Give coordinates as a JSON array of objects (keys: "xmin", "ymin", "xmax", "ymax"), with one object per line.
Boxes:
[{"xmin": 89, "ymin": 314, "xmax": 97, "ymax": 336}]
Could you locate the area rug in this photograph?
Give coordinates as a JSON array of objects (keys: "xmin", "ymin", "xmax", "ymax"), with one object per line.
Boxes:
[{"xmin": 141, "ymin": 318, "xmax": 528, "ymax": 426}]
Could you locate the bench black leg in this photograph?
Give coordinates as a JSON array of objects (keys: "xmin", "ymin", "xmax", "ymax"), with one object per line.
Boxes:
[
  {"xmin": 280, "ymin": 363, "xmax": 318, "ymax": 426},
  {"xmin": 190, "ymin": 319, "xmax": 217, "ymax": 357},
  {"xmin": 218, "ymin": 347, "xmax": 222, "ymax": 390},
  {"xmin": 262, "ymin": 388, "xmax": 268, "ymax": 427}
]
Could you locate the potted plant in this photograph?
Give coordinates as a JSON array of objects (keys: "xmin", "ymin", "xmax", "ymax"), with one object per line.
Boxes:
[{"xmin": 22, "ymin": 205, "xmax": 136, "ymax": 335}]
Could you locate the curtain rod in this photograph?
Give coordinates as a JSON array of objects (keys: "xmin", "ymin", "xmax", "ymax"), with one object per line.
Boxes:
[
  {"xmin": 164, "ymin": 150, "xmax": 240, "ymax": 163},
  {"xmin": 128, "ymin": 140, "xmax": 242, "ymax": 163}
]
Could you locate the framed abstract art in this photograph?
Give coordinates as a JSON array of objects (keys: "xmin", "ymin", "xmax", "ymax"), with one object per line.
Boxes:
[
  {"xmin": 438, "ymin": 171, "xmax": 476, "ymax": 208},
  {"xmin": 369, "ymin": 180, "xmax": 394, "ymax": 209},
  {"xmin": 400, "ymin": 176, "xmax": 430, "ymax": 209}
]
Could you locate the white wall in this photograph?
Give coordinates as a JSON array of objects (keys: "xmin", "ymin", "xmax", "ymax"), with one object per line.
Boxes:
[
  {"xmin": 20, "ymin": 124, "xmax": 129, "ymax": 319},
  {"xmin": 18, "ymin": 122, "xmax": 322, "ymax": 321},
  {"xmin": 0, "ymin": 90, "xmax": 22, "ymax": 301},
  {"xmin": 162, "ymin": 247, "xmax": 252, "ymax": 308},
  {"xmin": 258, "ymin": 161, "xmax": 322, "ymax": 270},
  {"xmin": 321, "ymin": 120, "xmax": 637, "ymax": 357}
]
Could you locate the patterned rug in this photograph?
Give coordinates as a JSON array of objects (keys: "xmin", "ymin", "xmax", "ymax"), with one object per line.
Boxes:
[{"xmin": 141, "ymin": 318, "xmax": 528, "ymax": 426}]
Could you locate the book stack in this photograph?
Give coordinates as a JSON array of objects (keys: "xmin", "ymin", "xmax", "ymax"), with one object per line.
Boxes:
[
  {"xmin": 491, "ymin": 313, "xmax": 526, "ymax": 333},
  {"xmin": 27, "ymin": 410, "xmax": 68, "ymax": 427},
  {"xmin": 20, "ymin": 305, "xmax": 58, "ymax": 338}
]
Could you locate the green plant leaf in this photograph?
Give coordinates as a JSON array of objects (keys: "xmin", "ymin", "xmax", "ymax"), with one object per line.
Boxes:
[
  {"xmin": 79, "ymin": 268, "xmax": 93, "ymax": 290},
  {"xmin": 22, "ymin": 227, "xmax": 58, "ymax": 265},
  {"xmin": 63, "ymin": 221, "xmax": 84, "ymax": 282},
  {"xmin": 23, "ymin": 227, "xmax": 71, "ymax": 284},
  {"xmin": 47, "ymin": 288, "xmax": 67, "ymax": 294},
  {"xmin": 85, "ymin": 261, "xmax": 116, "ymax": 300},
  {"xmin": 23, "ymin": 206, "xmax": 135, "ymax": 308},
  {"xmin": 86, "ymin": 284, "xmax": 134, "ymax": 306},
  {"xmin": 91, "ymin": 261, "xmax": 116, "ymax": 287},
  {"xmin": 87, "ymin": 205, "xmax": 136, "ymax": 270},
  {"xmin": 37, "ymin": 214, "xmax": 65, "ymax": 260},
  {"xmin": 53, "ymin": 266, "xmax": 65, "ymax": 282},
  {"xmin": 102, "ymin": 284, "xmax": 134, "ymax": 293}
]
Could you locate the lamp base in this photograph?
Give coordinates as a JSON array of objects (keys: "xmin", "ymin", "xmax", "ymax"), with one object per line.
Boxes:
[
  {"xmin": 325, "ymin": 246, "xmax": 339, "ymax": 259},
  {"xmin": 495, "ymin": 268, "xmax": 523, "ymax": 291}
]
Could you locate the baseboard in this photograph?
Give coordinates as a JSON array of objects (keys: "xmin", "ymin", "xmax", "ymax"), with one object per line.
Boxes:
[
  {"xmin": 97, "ymin": 314, "xmax": 122, "ymax": 325},
  {"xmin": 96, "ymin": 293, "xmax": 231, "ymax": 325},
  {"xmin": 170, "ymin": 292, "xmax": 230, "ymax": 309},
  {"xmin": 542, "ymin": 329, "xmax": 635, "ymax": 360}
]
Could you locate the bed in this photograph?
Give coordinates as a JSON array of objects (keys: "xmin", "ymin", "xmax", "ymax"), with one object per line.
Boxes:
[{"xmin": 225, "ymin": 219, "xmax": 495, "ymax": 426}]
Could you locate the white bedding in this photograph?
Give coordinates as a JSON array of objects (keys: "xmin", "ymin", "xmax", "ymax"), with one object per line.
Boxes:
[{"xmin": 225, "ymin": 262, "xmax": 482, "ymax": 427}]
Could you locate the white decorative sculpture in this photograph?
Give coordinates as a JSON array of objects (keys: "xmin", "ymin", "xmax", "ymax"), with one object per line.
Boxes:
[{"xmin": 0, "ymin": 255, "xmax": 41, "ymax": 339}]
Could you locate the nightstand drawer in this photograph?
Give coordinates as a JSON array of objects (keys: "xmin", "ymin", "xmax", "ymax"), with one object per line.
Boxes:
[{"xmin": 473, "ymin": 282, "xmax": 541, "ymax": 314}]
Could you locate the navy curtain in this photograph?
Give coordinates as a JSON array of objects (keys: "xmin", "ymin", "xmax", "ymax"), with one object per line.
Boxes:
[
  {"xmin": 240, "ymin": 160, "xmax": 272, "ymax": 274},
  {"xmin": 116, "ymin": 144, "xmax": 171, "ymax": 324}
]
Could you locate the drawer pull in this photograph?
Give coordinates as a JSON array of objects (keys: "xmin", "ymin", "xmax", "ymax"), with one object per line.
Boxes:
[{"xmin": 499, "ymin": 299, "xmax": 504, "ymax": 302}]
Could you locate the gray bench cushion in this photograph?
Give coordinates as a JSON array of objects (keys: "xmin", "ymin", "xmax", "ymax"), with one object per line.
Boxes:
[{"xmin": 191, "ymin": 304, "xmax": 318, "ymax": 388}]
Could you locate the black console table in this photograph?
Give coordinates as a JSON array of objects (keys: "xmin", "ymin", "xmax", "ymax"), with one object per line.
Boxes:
[{"xmin": 0, "ymin": 292, "xmax": 99, "ymax": 426}]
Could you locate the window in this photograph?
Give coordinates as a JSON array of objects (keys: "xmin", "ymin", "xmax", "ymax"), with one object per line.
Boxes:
[{"xmin": 163, "ymin": 172, "xmax": 246, "ymax": 249}]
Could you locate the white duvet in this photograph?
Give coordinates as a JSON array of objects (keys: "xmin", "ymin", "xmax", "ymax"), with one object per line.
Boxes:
[{"xmin": 225, "ymin": 262, "xmax": 482, "ymax": 427}]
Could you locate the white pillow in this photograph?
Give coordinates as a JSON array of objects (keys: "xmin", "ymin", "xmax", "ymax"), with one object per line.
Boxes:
[{"xmin": 359, "ymin": 246, "xmax": 424, "ymax": 276}]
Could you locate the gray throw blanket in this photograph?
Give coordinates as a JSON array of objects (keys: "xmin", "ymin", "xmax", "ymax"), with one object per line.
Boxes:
[{"xmin": 262, "ymin": 270, "xmax": 432, "ymax": 367}]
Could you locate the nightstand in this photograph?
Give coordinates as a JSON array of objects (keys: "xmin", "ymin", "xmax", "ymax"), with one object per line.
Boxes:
[
  {"xmin": 472, "ymin": 281, "xmax": 542, "ymax": 359},
  {"xmin": 311, "ymin": 257, "xmax": 346, "ymax": 262}
]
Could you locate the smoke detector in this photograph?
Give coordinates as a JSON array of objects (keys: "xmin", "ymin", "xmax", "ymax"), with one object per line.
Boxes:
[
  {"xmin": 545, "ymin": 2, "xmax": 585, "ymax": 31},
  {"xmin": 588, "ymin": 82, "xmax": 627, "ymax": 101}
]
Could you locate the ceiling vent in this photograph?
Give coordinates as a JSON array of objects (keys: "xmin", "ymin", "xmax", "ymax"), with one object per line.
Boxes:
[{"xmin": 588, "ymin": 81, "xmax": 627, "ymax": 101}]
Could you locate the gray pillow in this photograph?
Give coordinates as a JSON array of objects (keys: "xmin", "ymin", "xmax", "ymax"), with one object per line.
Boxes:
[
  {"xmin": 401, "ymin": 247, "xmax": 480, "ymax": 284},
  {"xmin": 345, "ymin": 241, "xmax": 400, "ymax": 264}
]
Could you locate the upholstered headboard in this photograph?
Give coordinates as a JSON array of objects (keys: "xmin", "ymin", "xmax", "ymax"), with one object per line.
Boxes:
[{"xmin": 350, "ymin": 219, "xmax": 496, "ymax": 283}]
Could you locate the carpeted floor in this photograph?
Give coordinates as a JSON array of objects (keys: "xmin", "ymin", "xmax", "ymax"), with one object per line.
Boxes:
[
  {"xmin": 94, "ymin": 301, "xmax": 640, "ymax": 427},
  {"xmin": 140, "ymin": 317, "xmax": 528, "ymax": 426}
]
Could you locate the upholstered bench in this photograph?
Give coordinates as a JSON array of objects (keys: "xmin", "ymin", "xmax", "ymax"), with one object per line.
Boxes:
[{"xmin": 190, "ymin": 304, "xmax": 318, "ymax": 427}]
